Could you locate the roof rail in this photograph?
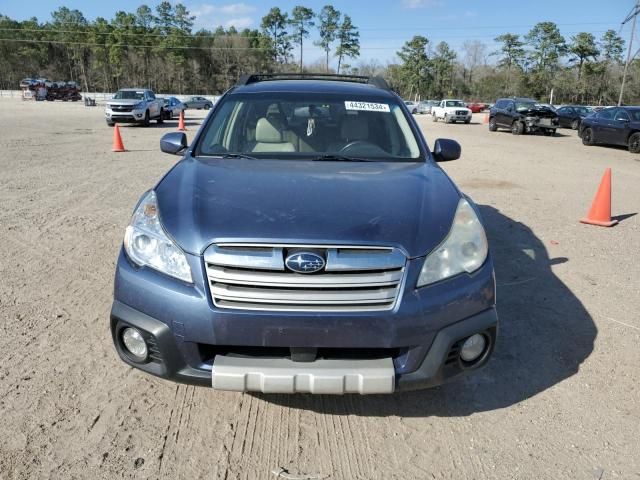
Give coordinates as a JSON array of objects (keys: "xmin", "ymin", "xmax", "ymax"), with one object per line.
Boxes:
[{"xmin": 236, "ymin": 73, "xmax": 390, "ymax": 90}]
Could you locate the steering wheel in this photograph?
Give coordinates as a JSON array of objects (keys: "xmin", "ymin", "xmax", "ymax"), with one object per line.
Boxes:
[{"xmin": 339, "ymin": 140, "xmax": 380, "ymax": 154}]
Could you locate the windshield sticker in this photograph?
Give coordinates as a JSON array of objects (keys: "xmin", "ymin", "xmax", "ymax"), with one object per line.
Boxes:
[{"xmin": 345, "ymin": 101, "xmax": 390, "ymax": 112}]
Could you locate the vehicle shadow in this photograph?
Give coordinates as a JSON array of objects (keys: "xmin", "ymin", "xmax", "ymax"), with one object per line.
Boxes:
[{"xmin": 256, "ymin": 204, "xmax": 597, "ymax": 417}]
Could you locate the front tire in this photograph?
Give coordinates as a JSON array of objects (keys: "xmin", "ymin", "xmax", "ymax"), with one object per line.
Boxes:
[
  {"xmin": 571, "ymin": 119, "xmax": 580, "ymax": 130},
  {"xmin": 142, "ymin": 110, "xmax": 150, "ymax": 127},
  {"xmin": 106, "ymin": 120, "xmax": 115, "ymax": 127},
  {"xmin": 432, "ymin": 114, "xmax": 438, "ymax": 122},
  {"xmin": 582, "ymin": 127, "xmax": 595, "ymax": 146},
  {"xmin": 629, "ymin": 132, "xmax": 640, "ymax": 154},
  {"xmin": 157, "ymin": 109, "xmax": 164, "ymax": 124},
  {"xmin": 488, "ymin": 117, "xmax": 497, "ymax": 131},
  {"xmin": 444, "ymin": 114, "xmax": 450, "ymax": 123},
  {"xmin": 205, "ymin": 104, "xmax": 211, "ymax": 110},
  {"xmin": 511, "ymin": 121, "xmax": 524, "ymax": 135}
]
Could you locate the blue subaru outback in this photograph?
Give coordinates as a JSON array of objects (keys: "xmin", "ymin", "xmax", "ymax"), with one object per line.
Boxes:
[{"xmin": 111, "ymin": 74, "xmax": 497, "ymax": 394}]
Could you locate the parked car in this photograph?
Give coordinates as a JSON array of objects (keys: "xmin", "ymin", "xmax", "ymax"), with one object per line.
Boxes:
[
  {"xmin": 110, "ymin": 73, "xmax": 497, "ymax": 395},
  {"xmin": 489, "ymin": 98, "xmax": 559, "ymax": 135},
  {"xmin": 432, "ymin": 99, "xmax": 472, "ymax": 123},
  {"xmin": 466, "ymin": 102, "xmax": 486, "ymax": 113},
  {"xmin": 579, "ymin": 106, "xmax": 640, "ymax": 153},
  {"xmin": 556, "ymin": 105, "xmax": 593, "ymax": 130},
  {"xmin": 183, "ymin": 96, "xmax": 214, "ymax": 110},
  {"xmin": 417, "ymin": 100, "xmax": 439, "ymax": 114},
  {"xmin": 161, "ymin": 96, "xmax": 185, "ymax": 119},
  {"xmin": 404, "ymin": 100, "xmax": 418, "ymax": 114},
  {"xmin": 105, "ymin": 88, "xmax": 165, "ymax": 127}
]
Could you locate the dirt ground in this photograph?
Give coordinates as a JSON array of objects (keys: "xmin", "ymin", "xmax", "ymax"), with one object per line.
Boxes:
[{"xmin": 0, "ymin": 99, "xmax": 639, "ymax": 480}]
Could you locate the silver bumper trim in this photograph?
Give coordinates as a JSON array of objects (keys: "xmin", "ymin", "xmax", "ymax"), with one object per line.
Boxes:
[{"xmin": 212, "ymin": 355, "xmax": 395, "ymax": 394}]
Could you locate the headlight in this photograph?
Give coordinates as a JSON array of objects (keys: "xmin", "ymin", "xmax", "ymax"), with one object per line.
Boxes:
[
  {"xmin": 123, "ymin": 191, "xmax": 193, "ymax": 282},
  {"xmin": 417, "ymin": 198, "xmax": 488, "ymax": 287}
]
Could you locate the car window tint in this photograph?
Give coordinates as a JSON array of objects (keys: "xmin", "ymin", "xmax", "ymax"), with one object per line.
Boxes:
[
  {"xmin": 614, "ymin": 110, "xmax": 630, "ymax": 121},
  {"xmin": 598, "ymin": 109, "xmax": 615, "ymax": 120},
  {"xmin": 196, "ymin": 93, "xmax": 421, "ymax": 160}
]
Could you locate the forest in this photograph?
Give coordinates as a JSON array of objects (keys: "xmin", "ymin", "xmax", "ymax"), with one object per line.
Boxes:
[{"xmin": 1, "ymin": 2, "xmax": 638, "ymax": 105}]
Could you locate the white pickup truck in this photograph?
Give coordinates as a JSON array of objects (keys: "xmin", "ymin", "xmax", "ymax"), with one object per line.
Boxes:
[
  {"xmin": 432, "ymin": 99, "xmax": 472, "ymax": 124},
  {"xmin": 105, "ymin": 88, "xmax": 164, "ymax": 127}
]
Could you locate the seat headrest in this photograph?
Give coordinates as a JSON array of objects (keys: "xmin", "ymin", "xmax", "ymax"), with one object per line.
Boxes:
[
  {"xmin": 341, "ymin": 115, "xmax": 369, "ymax": 141},
  {"xmin": 255, "ymin": 117, "xmax": 283, "ymax": 143}
]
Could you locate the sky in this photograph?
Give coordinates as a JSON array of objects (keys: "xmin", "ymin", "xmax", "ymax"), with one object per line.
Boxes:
[{"xmin": 0, "ymin": 0, "xmax": 636, "ymax": 66}]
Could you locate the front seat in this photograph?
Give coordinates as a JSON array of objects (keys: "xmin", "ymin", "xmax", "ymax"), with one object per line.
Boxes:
[
  {"xmin": 328, "ymin": 115, "xmax": 369, "ymax": 152},
  {"xmin": 251, "ymin": 117, "xmax": 296, "ymax": 153}
]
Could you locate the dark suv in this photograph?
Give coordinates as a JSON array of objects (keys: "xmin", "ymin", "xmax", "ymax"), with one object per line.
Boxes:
[
  {"xmin": 110, "ymin": 74, "xmax": 498, "ymax": 395},
  {"xmin": 489, "ymin": 98, "xmax": 559, "ymax": 136}
]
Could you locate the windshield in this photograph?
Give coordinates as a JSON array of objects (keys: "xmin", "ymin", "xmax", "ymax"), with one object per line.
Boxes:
[
  {"xmin": 196, "ymin": 92, "xmax": 422, "ymax": 160},
  {"xmin": 575, "ymin": 106, "xmax": 593, "ymax": 115},
  {"xmin": 516, "ymin": 101, "xmax": 541, "ymax": 111},
  {"xmin": 445, "ymin": 100, "xmax": 465, "ymax": 107},
  {"xmin": 114, "ymin": 90, "xmax": 144, "ymax": 100}
]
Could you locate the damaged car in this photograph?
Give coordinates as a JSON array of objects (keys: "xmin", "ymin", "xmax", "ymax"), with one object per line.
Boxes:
[{"xmin": 489, "ymin": 98, "xmax": 559, "ymax": 136}]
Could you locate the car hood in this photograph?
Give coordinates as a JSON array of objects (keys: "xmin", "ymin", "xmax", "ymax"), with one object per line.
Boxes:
[
  {"xmin": 108, "ymin": 99, "xmax": 142, "ymax": 106},
  {"xmin": 154, "ymin": 158, "xmax": 462, "ymax": 258},
  {"xmin": 517, "ymin": 107, "xmax": 557, "ymax": 118}
]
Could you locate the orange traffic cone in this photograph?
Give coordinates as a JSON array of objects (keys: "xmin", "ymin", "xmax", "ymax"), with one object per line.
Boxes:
[
  {"xmin": 112, "ymin": 124, "xmax": 125, "ymax": 152},
  {"xmin": 178, "ymin": 110, "xmax": 186, "ymax": 131},
  {"xmin": 483, "ymin": 113, "xmax": 489, "ymax": 124},
  {"xmin": 580, "ymin": 168, "xmax": 617, "ymax": 227}
]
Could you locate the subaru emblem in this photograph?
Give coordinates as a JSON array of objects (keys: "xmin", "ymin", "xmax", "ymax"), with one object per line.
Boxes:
[{"xmin": 285, "ymin": 252, "xmax": 325, "ymax": 274}]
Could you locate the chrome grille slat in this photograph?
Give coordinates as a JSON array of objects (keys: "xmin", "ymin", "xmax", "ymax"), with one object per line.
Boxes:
[
  {"xmin": 211, "ymin": 284, "xmax": 398, "ymax": 304},
  {"xmin": 208, "ymin": 265, "xmax": 403, "ymax": 288},
  {"xmin": 204, "ymin": 244, "xmax": 406, "ymax": 312}
]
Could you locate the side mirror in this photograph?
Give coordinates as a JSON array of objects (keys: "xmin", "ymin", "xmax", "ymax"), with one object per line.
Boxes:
[
  {"xmin": 433, "ymin": 138, "xmax": 461, "ymax": 162},
  {"xmin": 160, "ymin": 132, "xmax": 187, "ymax": 155}
]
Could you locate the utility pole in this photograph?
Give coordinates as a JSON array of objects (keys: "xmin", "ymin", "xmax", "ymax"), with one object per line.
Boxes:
[{"xmin": 618, "ymin": 0, "xmax": 640, "ymax": 106}]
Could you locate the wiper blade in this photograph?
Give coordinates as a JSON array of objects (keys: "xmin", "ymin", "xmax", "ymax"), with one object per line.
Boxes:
[
  {"xmin": 312, "ymin": 154, "xmax": 373, "ymax": 162},
  {"xmin": 219, "ymin": 153, "xmax": 258, "ymax": 160}
]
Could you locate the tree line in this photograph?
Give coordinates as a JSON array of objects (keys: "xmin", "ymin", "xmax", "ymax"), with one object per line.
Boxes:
[
  {"xmin": 1, "ymin": 5, "xmax": 638, "ymax": 105},
  {"xmin": 387, "ymin": 22, "xmax": 640, "ymax": 105},
  {"xmin": 0, "ymin": 3, "xmax": 360, "ymax": 94}
]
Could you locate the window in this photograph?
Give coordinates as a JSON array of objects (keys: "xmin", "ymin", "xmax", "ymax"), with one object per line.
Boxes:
[
  {"xmin": 597, "ymin": 109, "xmax": 615, "ymax": 120},
  {"xmin": 445, "ymin": 100, "xmax": 465, "ymax": 107},
  {"xmin": 114, "ymin": 90, "xmax": 144, "ymax": 100},
  {"xmin": 614, "ymin": 109, "xmax": 630, "ymax": 122},
  {"xmin": 196, "ymin": 92, "xmax": 422, "ymax": 160}
]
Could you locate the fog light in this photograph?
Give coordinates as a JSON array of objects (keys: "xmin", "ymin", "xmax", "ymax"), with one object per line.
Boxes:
[
  {"xmin": 122, "ymin": 327, "xmax": 148, "ymax": 361},
  {"xmin": 460, "ymin": 334, "xmax": 486, "ymax": 362}
]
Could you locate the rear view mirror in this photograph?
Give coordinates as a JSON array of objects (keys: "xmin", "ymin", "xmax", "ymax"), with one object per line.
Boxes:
[
  {"xmin": 160, "ymin": 132, "xmax": 187, "ymax": 155},
  {"xmin": 433, "ymin": 138, "xmax": 461, "ymax": 162}
]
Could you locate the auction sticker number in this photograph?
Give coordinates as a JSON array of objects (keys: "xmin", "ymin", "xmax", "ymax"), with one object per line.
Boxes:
[{"xmin": 345, "ymin": 101, "xmax": 390, "ymax": 112}]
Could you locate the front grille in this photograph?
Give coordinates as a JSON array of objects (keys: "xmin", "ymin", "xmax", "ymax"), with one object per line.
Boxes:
[
  {"xmin": 110, "ymin": 105, "xmax": 134, "ymax": 112},
  {"xmin": 204, "ymin": 244, "xmax": 407, "ymax": 312},
  {"xmin": 456, "ymin": 110, "xmax": 467, "ymax": 116}
]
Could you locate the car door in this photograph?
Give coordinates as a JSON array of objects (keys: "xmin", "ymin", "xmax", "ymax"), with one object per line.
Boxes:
[
  {"xmin": 146, "ymin": 91, "xmax": 158, "ymax": 117},
  {"xmin": 610, "ymin": 109, "xmax": 631, "ymax": 146},
  {"xmin": 557, "ymin": 107, "xmax": 570, "ymax": 127},
  {"xmin": 591, "ymin": 108, "xmax": 614, "ymax": 143}
]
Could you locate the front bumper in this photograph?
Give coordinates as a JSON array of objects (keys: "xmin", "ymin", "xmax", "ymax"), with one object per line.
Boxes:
[
  {"xmin": 110, "ymin": 240, "xmax": 498, "ymax": 393},
  {"xmin": 105, "ymin": 108, "xmax": 146, "ymax": 123},
  {"xmin": 111, "ymin": 300, "xmax": 497, "ymax": 392}
]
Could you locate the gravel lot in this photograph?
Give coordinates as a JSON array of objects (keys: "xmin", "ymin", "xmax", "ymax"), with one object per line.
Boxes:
[{"xmin": 0, "ymin": 99, "xmax": 638, "ymax": 480}]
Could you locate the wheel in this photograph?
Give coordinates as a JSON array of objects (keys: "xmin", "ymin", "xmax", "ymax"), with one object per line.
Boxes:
[
  {"xmin": 571, "ymin": 119, "xmax": 580, "ymax": 130},
  {"xmin": 511, "ymin": 121, "xmax": 524, "ymax": 135},
  {"xmin": 582, "ymin": 127, "xmax": 595, "ymax": 146},
  {"xmin": 432, "ymin": 114, "xmax": 437, "ymax": 122},
  {"xmin": 488, "ymin": 117, "xmax": 497, "ymax": 131},
  {"xmin": 157, "ymin": 109, "xmax": 164, "ymax": 124},
  {"xmin": 629, "ymin": 132, "xmax": 640, "ymax": 154},
  {"xmin": 444, "ymin": 114, "xmax": 449, "ymax": 123},
  {"xmin": 464, "ymin": 118, "xmax": 471, "ymax": 124},
  {"xmin": 205, "ymin": 104, "xmax": 211, "ymax": 110},
  {"xmin": 143, "ymin": 110, "xmax": 150, "ymax": 127},
  {"xmin": 412, "ymin": 108, "xmax": 417, "ymax": 114},
  {"xmin": 168, "ymin": 110, "xmax": 173, "ymax": 120},
  {"xmin": 106, "ymin": 120, "xmax": 115, "ymax": 127}
]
